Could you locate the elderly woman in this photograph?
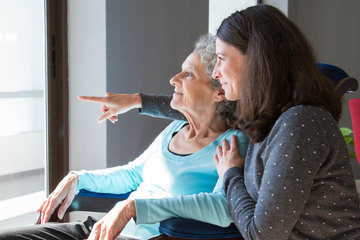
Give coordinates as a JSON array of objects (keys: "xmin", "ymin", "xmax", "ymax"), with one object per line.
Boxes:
[{"xmin": 0, "ymin": 34, "xmax": 248, "ymax": 240}]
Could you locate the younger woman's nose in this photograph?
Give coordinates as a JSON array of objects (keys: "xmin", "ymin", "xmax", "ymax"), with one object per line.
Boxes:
[{"xmin": 212, "ymin": 64, "xmax": 221, "ymax": 79}]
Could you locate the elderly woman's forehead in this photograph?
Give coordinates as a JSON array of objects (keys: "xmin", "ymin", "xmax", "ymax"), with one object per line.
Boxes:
[{"xmin": 182, "ymin": 51, "xmax": 204, "ymax": 68}]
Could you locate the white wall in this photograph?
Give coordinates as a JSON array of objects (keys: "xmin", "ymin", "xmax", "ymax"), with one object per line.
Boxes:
[
  {"xmin": 208, "ymin": 0, "xmax": 256, "ymax": 34},
  {"xmin": 263, "ymin": 0, "xmax": 288, "ymax": 15},
  {"xmin": 68, "ymin": 1, "xmax": 107, "ymax": 171}
]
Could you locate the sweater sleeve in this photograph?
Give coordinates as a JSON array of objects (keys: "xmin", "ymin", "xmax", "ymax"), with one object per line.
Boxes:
[
  {"xmin": 223, "ymin": 109, "xmax": 330, "ymax": 240},
  {"xmin": 134, "ymin": 178, "xmax": 233, "ymax": 227},
  {"xmin": 73, "ymin": 133, "xmax": 162, "ymax": 194},
  {"xmin": 139, "ymin": 93, "xmax": 186, "ymax": 121}
]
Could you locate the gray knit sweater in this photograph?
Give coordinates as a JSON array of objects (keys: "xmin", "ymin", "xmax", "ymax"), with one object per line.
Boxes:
[{"xmin": 140, "ymin": 94, "xmax": 360, "ymax": 240}]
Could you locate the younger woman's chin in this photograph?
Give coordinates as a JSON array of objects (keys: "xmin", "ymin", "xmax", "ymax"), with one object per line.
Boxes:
[{"xmin": 225, "ymin": 92, "xmax": 239, "ymax": 101}]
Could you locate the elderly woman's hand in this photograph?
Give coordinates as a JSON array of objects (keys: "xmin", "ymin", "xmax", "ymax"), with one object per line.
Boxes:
[
  {"xmin": 88, "ymin": 199, "xmax": 136, "ymax": 240},
  {"xmin": 214, "ymin": 135, "xmax": 245, "ymax": 178},
  {"xmin": 37, "ymin": 172, "xmax": 79, "ymax": 223},
  {"xmin": 78, "ymin": 93, "xmax": 142, "ymax": 123}
]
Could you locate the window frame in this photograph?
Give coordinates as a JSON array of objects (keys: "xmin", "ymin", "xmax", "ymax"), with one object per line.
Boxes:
[{"xmin": 46, "ymin": 0, "xmax": 69, "ymax": 194}]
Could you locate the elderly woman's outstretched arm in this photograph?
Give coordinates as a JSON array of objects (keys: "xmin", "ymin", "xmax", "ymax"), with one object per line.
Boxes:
[
  {"xmin": 139, "ymin": 93, "xmax": 185, "ymax": 121},
  {"xmin": 78, "ymin": 93, "xmax": 185, "ymax": 123}
]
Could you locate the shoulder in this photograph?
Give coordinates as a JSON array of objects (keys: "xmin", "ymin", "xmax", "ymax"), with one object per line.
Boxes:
[
  {"xmin": 226, "ymin": 129, "xmax": 248, "ymax": 143},
  {"xmin": 221, "ymin": 129, "xmax": 249, "ymax": 157},
  {"xmin": 275, "ymin": 105, "xmax": 335, "ymax": 129},
  {"xmin": 265, "ymin": 105, "xmax": 338, "ymax": 146}
]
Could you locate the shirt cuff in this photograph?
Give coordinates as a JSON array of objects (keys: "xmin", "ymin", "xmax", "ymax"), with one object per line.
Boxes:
[
  {"xmin": 223, "ymin": 167, "xmax": 244, "ymax": 194},
  {"xmin": 133, "ymin": 199, "xmax": 149, "ymax": 224},
  {"xmin": 138, "ymin": 93, "xmax": 153, "ymax": 114}
]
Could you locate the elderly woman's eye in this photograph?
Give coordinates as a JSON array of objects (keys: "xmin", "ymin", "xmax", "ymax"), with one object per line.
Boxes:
[{"xmin": 186, "ymin": 72, "xmax": 192, "ymax": 77}]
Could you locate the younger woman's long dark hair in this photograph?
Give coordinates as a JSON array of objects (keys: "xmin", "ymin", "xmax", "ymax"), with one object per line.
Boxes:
[{"xmin": 217, "ymin": 4, "xmax": 342, "ymax": 143}]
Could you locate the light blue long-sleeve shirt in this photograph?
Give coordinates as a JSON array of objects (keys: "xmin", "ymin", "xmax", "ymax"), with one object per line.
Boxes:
[{"xmin": 74, "ymin": 120, "xmax": 248, "ymax": 239}]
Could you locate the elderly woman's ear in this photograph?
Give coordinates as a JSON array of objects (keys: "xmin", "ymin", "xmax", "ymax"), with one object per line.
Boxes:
[{"xmin": 215, "ymin": 88, "xmax": 226, "ymax": 102}]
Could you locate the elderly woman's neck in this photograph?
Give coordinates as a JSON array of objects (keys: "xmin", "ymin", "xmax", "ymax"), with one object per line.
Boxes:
[
  {"xmin": 168, "ymin": 110, "xmax": 229, "ymax": 155},
  {"xmin": 184, "ymin": 112, "xmax": 228, "ymax": 139}
]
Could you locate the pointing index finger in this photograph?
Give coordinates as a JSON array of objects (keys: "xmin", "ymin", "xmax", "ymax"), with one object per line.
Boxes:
[{"xmin": 78, "ymin": 96, "xmax": 107, "ymax": 104}]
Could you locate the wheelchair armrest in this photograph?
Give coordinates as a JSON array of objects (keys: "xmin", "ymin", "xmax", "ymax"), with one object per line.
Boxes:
[
  {"xmin": 159, "ymin": 218, "xmax": 243, "ymax": 239},
  {"xmin": 68, "ymin": 189, "xmax": 132, "ymax": 212},
  {"xmin": 335, "ymin": 77, "xmax": 358, "ymax": 94}
]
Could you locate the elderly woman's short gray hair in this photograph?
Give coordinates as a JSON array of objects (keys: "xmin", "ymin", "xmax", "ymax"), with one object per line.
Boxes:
[
  {"xmin": 194, "ymin": 34, "xmax": 220, "ymax": 88},
  {"xmin": 194, "ymin": 34, "xmax": 238, "ymax": 125}
]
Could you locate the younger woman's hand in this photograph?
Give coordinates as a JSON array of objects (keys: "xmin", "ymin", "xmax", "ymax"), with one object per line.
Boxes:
[
  {"xmin": 214, "ymin": 135, "xmax": 244, "ymax": 178},
  {"xmin": 88, "ymin": 199, "xmax": 136, "ymax": 240}
]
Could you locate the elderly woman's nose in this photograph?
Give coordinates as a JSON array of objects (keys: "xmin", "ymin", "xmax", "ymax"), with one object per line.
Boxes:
[{"xmin": 170, "ymin": 74, "xmax": 180, "ymax": 85}]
